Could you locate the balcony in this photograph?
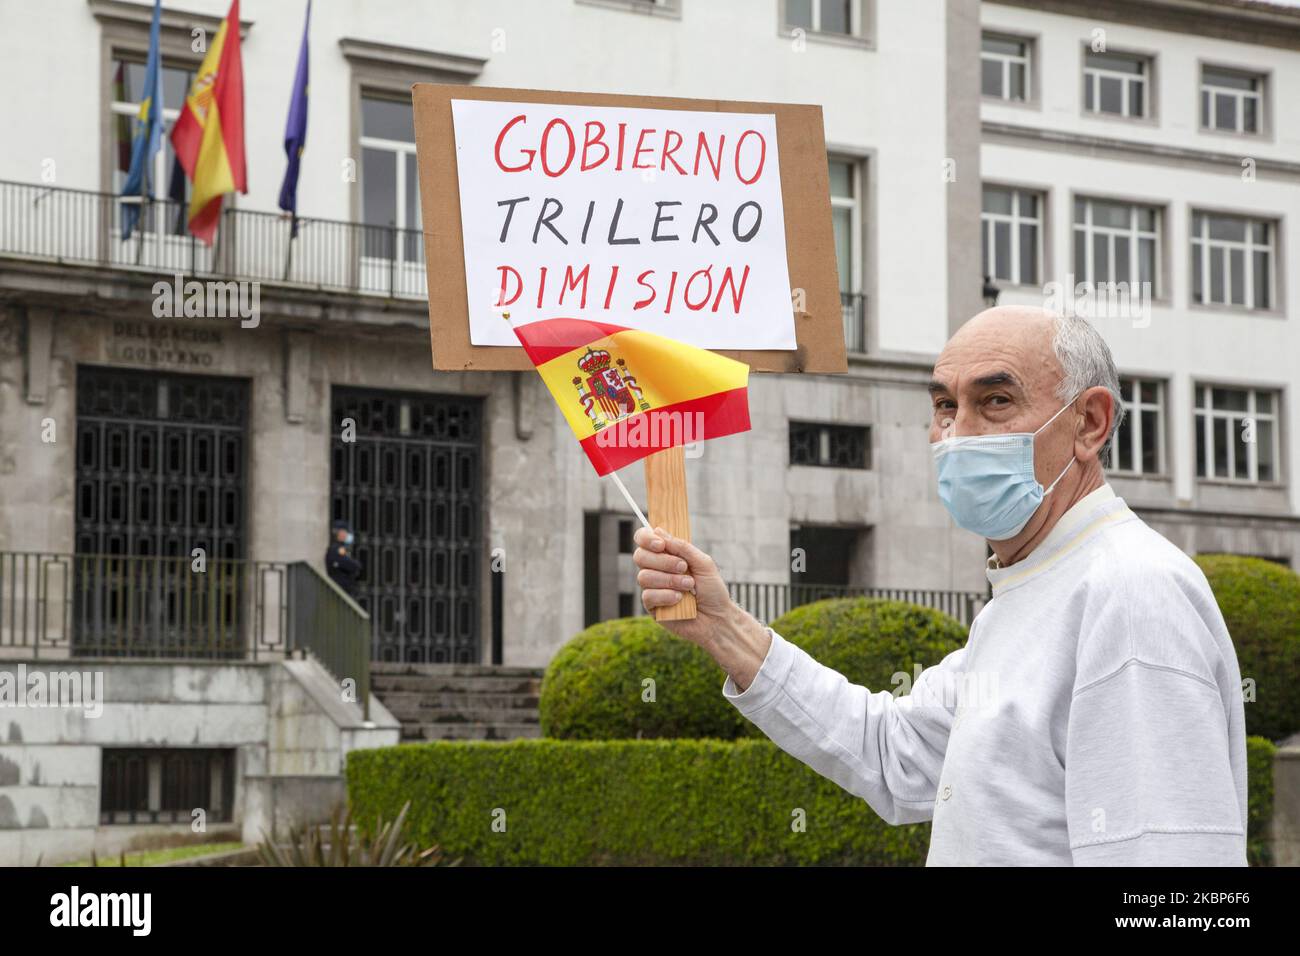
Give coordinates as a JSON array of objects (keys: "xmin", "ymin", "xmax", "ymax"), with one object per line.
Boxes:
[
  {"xmin": 0, "ymin": 180, "xmax": 426, "ymax": 299},
  {"xmin": 0, "ymin": 552, "xmax": 372, "ymax": 717},
  {"xmin": 730, "ymin": 580, "xmax": 987, "ymax": 626}
]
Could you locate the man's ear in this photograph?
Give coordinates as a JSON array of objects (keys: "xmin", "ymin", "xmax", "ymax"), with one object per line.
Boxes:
[{"xmin": 1076, "ymin": 386, "xmax": 1115, "ymax": 463}]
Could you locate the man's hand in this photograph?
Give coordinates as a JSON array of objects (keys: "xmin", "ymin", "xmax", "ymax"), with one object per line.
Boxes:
[
  {"xmin": 633, "ymin": 526, "xmax": 731, "ymax": 643},
  {"xmin": 632, "ymin": 526, "xmax": 772, "ymax": 690}
]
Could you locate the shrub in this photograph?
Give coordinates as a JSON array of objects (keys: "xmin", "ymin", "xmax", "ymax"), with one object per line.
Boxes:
[
  {"xmin": 539, "ymin": 616, "xmax": 757, "ymax": 740},
  {"xmin": 346, "ymin": 735, "xmax": 1279, "ymax": 866},
  {"xmin": 1194, "ymin": 554, "xmax": 1300, "ymax": 742},
  {"xmin": 348, "ymin": 739, "xmax": 930, "ymax": 866},
  {"xmin": 540, "ymin": 600, "xmax": 970, "ymax": 741},
  {"xmin": 770, "ymin": 597, "xmax": 970, "ymax": 690},
  {"xmin": 1246, "ymin": 736, "xmax": 1277, "ymax": 867}
]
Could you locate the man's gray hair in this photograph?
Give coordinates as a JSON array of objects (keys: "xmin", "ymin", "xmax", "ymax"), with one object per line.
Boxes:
[{"xmin": 1051, "ymin": 314, "xmax": 1124, "ymax": 462}]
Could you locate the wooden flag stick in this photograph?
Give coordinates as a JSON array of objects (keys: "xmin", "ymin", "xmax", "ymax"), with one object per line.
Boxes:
[{"xmin": 644, "ymin": 444, "xmax": 697, "ymax": 621}]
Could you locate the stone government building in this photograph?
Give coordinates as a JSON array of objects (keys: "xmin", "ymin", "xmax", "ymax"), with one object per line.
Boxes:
[{"xmin": 0, "ymin": 0, "xmax": 1297, "ymax": 864}]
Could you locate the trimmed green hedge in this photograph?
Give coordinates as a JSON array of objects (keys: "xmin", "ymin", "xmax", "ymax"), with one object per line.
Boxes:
[
  {"xmin": 538, "ymin": 617, "xmax": 758, "ymax": 741},
  {"xmin": 346, "ymin": 735, "xmax": 1278, "ymax": 866},
  {"xmin": 770, "ymin": 598, "xmax": 969, "ymax": 690},
  {"xmin": 1194, "ymin": 554, "xmax": 1300, "ymax": 742},
  {"xmin": 540, "ymin": 599, "xmax": 968, "ymax": 741},
  {"xmin": 348, "ymin": 738, "xmax": 930, "ymax": 866},
  {"xmin": 1246, "ymin": 736, "xmax": 1277, "ymax": 867}
]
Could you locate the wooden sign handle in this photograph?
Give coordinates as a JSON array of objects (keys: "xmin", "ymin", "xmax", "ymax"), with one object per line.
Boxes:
[{"xmin": 644, "ymin": 445, "xmax": 698, "ymax": 621}]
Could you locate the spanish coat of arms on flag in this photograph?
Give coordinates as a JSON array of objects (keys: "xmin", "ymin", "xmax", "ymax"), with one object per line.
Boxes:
[{"xmin": 512, "ymin": 318, "xmax": 752, "ymax": 476}]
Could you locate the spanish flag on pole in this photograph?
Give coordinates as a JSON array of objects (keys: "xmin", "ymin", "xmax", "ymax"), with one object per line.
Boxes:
[
  {"xmin": 513, "ymin": 318, "xmax": 751, "ymax": 476},
  {"xmin": 170, "ymin": 0, "xmax": 246, "ymax": 244}
]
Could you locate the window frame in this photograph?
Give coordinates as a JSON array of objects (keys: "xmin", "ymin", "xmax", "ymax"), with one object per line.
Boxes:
[
  {"xmin": 779, "ymin": 0, "xmax": 873, "ymax": 48},
  {"xmin": 1189, "ymin": 209, "xmax": 1277, "ymax": 313},
  {"xmin": 981, "ymin": 183, "xmax": 1045, "ymax": 288},
  {"xmin": 788, "ymin": 420, "xmax": 872, "ymax": 470},
  {"xmin": 1199, "ymin": 62, "xmax": 1267, "ymax": 137},
  {"xmin": 576, "ymin": 0, "xmax": 682, "ymax": 18},
  {"xmin": 1081, "ymin": 46, "xmax": 1156, "ymax": 122},
  {"xmin": 1194, "ymin": 383, "xmax": 1282, "ymax": 485},
  {"xmin": 981, "ymin": 31, "xmax": 1035, "ymax": 105},
  {"xmin": 1111, "ymin": 376, "xmax": 1167, "ymax": 476},
  {"xmin": 1072, "ymin": 196, "xmax": 1162, "ymax": 299},
  {"xmin": 108, "ymin": 57, "xmax": 196, "ymax": 208}
]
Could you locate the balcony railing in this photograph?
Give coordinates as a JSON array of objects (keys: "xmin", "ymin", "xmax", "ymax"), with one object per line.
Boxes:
[
  {"xmin": 0, "ymin": 179, "xmax": 426, "ymax": 299},
  {"xmin": 0, "ymin": 552, "xmax": 371, "ymax": 718},
  {"xmin": 841, "ymin": 291, "xmax": 867, "ymax": 354},
  {"xmin": 729, "ymin": 580, "xmax": 987, "ymax": 627}
]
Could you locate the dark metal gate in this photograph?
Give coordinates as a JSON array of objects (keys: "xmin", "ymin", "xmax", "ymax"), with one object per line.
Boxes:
[
  {"xmin": 329, "ymin": 388, "xmax": 483, "ymax": 663},
  {"xmin": 74, "ymin": 366, "xmax": 248, "ymax": 656}
]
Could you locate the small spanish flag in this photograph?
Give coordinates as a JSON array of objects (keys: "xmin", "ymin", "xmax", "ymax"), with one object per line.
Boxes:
[{"xmin": 513, "ymin": 318, "xmax": 751, "ymax": 476}]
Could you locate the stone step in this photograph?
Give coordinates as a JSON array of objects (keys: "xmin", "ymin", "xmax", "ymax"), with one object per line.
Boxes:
[
  {"xmin": 405, "ymin": 722, "xmax": 543, "ymax": 741},
  {"xmin": 371, "ymin": 674, "xmax": 544, "ymax": 695},
  {"xmin": 379, "ymin": 690, "xmax": 540, "ymax": 714},
  {"xmin": 370, "ymin": 664, "xmax": 548, "ymax": 744},
  {"xmin": 371, "ymin": 663, "xmax": 544, "ymax": 678},
  {"xmin": 383, "ymin": 705, "xmax": 541, "ymax": 726}
]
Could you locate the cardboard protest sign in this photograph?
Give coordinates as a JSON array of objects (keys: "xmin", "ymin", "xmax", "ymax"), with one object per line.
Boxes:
[{"xmin": 412, "ymin": 84, "xmax": 846, "ymax": 373}]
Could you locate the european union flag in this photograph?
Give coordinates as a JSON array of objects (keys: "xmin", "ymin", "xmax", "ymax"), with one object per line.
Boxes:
[
  {"xmin": 278, "ymin": 0, "xmax": 310, "ymax": 238},
  {"xmin": 120, "ymin": 0, "xmax": 164, "ymax": 241}
]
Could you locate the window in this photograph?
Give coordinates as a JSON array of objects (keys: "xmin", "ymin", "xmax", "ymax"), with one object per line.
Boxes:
[
  {"xmin": 578, "ymin": 0, "xmax": 681, "ymax": 15},
  {"xmin": 829, "ymin": 155, "xmax": 864, "ymax": 351},
  {"xmin": 1191, "ymin": 212, "xmax": 1274, "ymax": 310},
  {"xmin": 1072, "ymin": 198, "xmax": 1159, "ymax": 294},
  {"xmin": 583, "ymin": 512, "xmax": 641, "ymax": 625},
  {"xmin": 1201, "ymin": 66, "xmax": 1263, "ymax": 134},
  {"xmin": 982, "ymin": 34, "xmax": 1030, "ymax": 101},
  {"xmin": 1195, "ymin": 385, "xmax": 1280, "ymax": 483},
  {"xmin": 100, "ymin": 748, "xmax": 235, "ymax": 824},
  {"xmin": 1084, "ymin": 51, "xmax": 1149, "ymax": 118},
  {"xmin": 1112, "ymin": 377, "xmax": 1165, "ymax": 475},
  {"xmin": 789, "ymin": 422, "xmax": 870, "ymax": 468},
  {"xmin": 789, "ymin": 525, "xmax": 869, "ymax": 587},
  {"xmin": 785, "ymin": 0, "xmax": 857, "ymax": 37},
  {"xmin": 360, "ymin": 94, "xmax": 422, "ymax": 265},
  {"xmin": 110, "ymin": 56, "xmax": 196, "ymax": 236},
  {"xmin": 982, "ymin": 186, "xmax": 1041, "ymax": 286}
]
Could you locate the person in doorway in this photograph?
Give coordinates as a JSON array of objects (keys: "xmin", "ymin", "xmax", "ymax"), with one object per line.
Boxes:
[{"xmin": 325, "ymin": 519, "xmax": 362, "ymax": 599}]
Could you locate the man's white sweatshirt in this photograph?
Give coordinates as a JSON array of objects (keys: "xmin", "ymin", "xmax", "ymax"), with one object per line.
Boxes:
[{"xmin": 722, "ymin": 485, "xmax": 1249, "ymax": 865}]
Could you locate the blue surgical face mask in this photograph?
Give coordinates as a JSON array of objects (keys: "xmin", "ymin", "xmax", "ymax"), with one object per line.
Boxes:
[
  {"xmin": 930, "ymin": 395, "xmax": 1080, "ymax": 541},
  {"xmin": 344, "ymin": 532, "xmax": 355, "ymax": 545}
]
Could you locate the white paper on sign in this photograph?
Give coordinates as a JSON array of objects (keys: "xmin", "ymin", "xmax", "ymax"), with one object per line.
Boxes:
[{"xmin": 450, "ymin": 99, "xmax": 796, "ymax": 350}]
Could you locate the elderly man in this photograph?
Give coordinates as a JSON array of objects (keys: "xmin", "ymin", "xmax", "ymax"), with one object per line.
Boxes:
[{"xmin": 632, "ymin": 306, "xmax": 1247, "ymax": 866}]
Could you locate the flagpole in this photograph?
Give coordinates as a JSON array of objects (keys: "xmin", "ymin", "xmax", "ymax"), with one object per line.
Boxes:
[{"xmin": 608, "ymin": 470, "xmax": 652, "ymax": 532}]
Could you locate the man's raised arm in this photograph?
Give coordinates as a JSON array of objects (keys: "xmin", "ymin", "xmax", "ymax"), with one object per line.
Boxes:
[{"xmin": 633, "ymin": 526, "xmax": 965, "ymax": 825}]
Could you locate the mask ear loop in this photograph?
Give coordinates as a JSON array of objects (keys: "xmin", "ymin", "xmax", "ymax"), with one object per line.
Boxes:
[{"xmin": 1043, "ymin": 455, "xmax": 1076, "ymax": 496}]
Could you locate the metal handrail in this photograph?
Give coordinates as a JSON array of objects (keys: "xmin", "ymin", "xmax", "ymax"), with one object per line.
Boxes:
[
  {"xmin": 286, "ymin": 561, "xmax": 371, "ymax": 720},
  {"xmin": 0, "ymin": 551, "xmax": 371, "ymax": 717},
  {"xmin": 729, "ymin": 579, "xmax": 987, "ymax": 627}
]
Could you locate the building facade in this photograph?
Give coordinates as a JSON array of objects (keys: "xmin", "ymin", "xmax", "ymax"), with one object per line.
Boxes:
[
  {"xmin": 0, "ymin": 0, "xmax": 988, "ymax": 673},
  {"xmin": 981, "ymin": 0, "xmax": 1300, "ymax": 564},
  {"xmin": 1, "ymin": 0, "xmax": 1297, "ymax": 862}
]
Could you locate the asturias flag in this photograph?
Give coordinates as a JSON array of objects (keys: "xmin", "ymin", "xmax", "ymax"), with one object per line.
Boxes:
[
  {"xmin": 170, "ymin": 0, "xmax": 246, "ymax": 244},
  {"xmin": 119, "ymin": 0, "xmax": 164, "ymax": 241},
  {"xmin": 513, "ymin": 318, "xmax": 751, "ymax": 476},
  {"xmin": 278, "ymin": 0, "xmax": 310, "ymax": 237}
]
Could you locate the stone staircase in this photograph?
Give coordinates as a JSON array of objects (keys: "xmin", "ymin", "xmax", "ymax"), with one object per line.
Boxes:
[{"xmin": 370, "ymin": 663, "xmax": 544, "ymax": 742}]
